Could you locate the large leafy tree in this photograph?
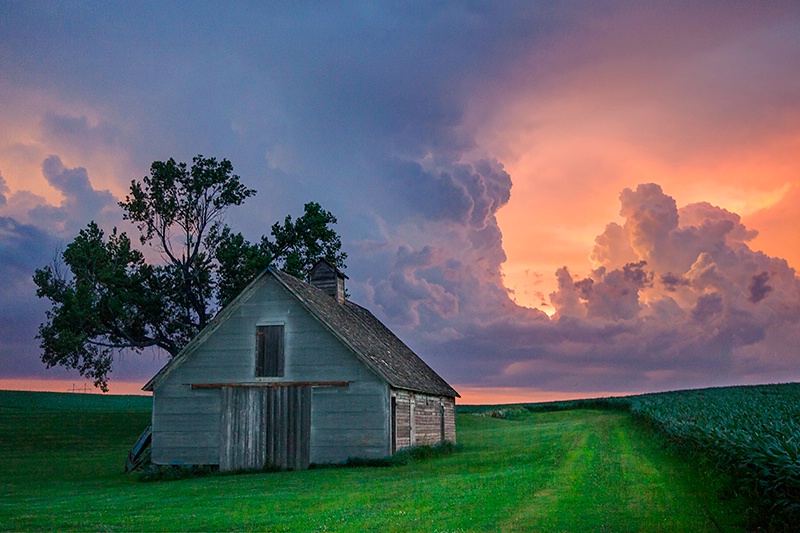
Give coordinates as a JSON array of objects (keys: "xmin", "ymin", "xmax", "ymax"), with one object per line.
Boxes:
[{"xmin": 34, "ymin": 155, "xmax": 346, "ymax": 391}]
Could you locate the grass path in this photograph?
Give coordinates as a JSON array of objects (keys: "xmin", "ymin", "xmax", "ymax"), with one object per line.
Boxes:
[
  {"xmin": 501, "ymin": 411, "xmax": 734, "ymax": 531},
  {"xmin": 0, "ymin": 391, "xmax": 747, "ymax": 531}
]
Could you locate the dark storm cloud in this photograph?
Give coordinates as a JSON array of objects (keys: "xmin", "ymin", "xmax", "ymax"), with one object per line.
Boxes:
[
  {"xmin": 0, "ymin": 214, "xmax": 61, "ymax": 378},
  {"xmin": 0, "ymin": 217, "xmax": 53, "ymax": 275},
  {"xmin": 660, "ymin": 272, "xmax": 690, "ymax": 292},
  {"xmin": 749, "ymin": 272, "xmax": 773, "ymax": 303},
  {"xmin": 387, "ymin": 158, "xmax": 512, "ymax": 229},
  {"xmin": 1, "ymin": 2, "xmax": 575, "ymax": 208}
]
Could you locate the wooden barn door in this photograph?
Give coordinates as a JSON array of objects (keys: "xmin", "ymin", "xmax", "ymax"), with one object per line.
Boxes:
[{"xmin": 220, "ymin": 386, "xmax": 311, "ymax": 471}]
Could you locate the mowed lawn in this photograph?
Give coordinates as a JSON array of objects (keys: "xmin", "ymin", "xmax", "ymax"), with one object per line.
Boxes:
[{"xmin": 0, "ymin": 391, "xmax": 747, "ymax": 531}]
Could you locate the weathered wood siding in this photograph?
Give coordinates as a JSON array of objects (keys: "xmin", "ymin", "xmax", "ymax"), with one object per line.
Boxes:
[
  {"xmin": 311, "ymin": 377, "xmax": 389, "ymax": 463},
  {"xmin": 394, "ymin": 392, "xmax": 411, "ymax": 450},
  {"xmin": 219, "ymin": 386, "xmax": 311, "ymax": 471},
  {"xmin": 392, "ymin": 389, "xmax": 456, "ymax": 450},
  {"xmin": 308, "ymin": 262, "xmax": 344, "ymax": 303},
  {"xmin": 151, "ymin": 383, "xmax": 220, "ymax": 465},
  {"xmin": 151, "ymin": 275, "xmax": 390, "ymax": 466},
  {"xmin": 442, "ymin": 396, "xmax": 457, "ymax": 442}
]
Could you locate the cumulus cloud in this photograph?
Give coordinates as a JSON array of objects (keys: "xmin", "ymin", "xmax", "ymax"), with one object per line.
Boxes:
[
  {"xmin": 749, "ymin": 272, "xmax": 773, "ymax": 303},
  {"xmin": 370, "ymin": 245, "xmax": 459, "ymax": 328},
  {"xmin": 387, "ymin": 182, "xmax": 800, "ymax": 394},
  {"xmin": 359, "ymin": 165, "xmax": 800, "ymax": 393},
  {"xmin": 36, "ymin": 156, "xmax": 117, "ymax": 234},
  {"xmin": 585, "ymin": 261, "xmax": 653, "ymax": 321},
  {"xmin": 362, "ymin": 154, "xmax": 537, "ymax": 346},
  {"xmin": 535, "ymin": 183, "xmax": 800, "ymax": 390},
  {"xmin": 1, "ymin": 156, "xmax": 117, "ymax": 238},
  {"xmin": 385, "ymin": 156, "xmax": 512, "ymax": 230},
  {"xmin": 550, "ymin": 267, "xmax": 585, "ymax": 319}
]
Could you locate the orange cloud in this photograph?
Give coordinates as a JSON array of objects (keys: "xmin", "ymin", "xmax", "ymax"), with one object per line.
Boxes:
[{"xmin": 479, "ymin": 7, "xmax": 800, "ymax": 312}]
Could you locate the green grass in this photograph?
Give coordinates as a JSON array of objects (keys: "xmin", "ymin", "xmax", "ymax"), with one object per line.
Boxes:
[
  {"xmin": 0, "ymin": 391, "xmax": 747, "ymax": 531},
  {"xmin": 465, "ymin": 383, "xmax": 800, "ymax": 529}
]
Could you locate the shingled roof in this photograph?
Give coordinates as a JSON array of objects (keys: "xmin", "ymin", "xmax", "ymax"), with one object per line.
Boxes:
[
  {"xmin": 271, "ymin": 268, "xmax": 459, "ymax": 398},
  {"xmin": 144, "ymin": 266, "xmax": 459, "ymax": 398}
]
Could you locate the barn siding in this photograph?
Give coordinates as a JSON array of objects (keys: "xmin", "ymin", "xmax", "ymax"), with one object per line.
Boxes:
[
  {"xmin": 151, "ymin": 383, "xmax": 221, "ymax": 465},
  {"xmin": 151, "ymin": 275, "xmax": 390, "ymax": 466},
  {"xmin": 392, "ymin": 389, "xmax": 456, "ymax": 451},
  {"xmin": 310, "ymin": 380, "xmax": 389, "ymax": 463},
  {"xmin": 443, "ymin": 396, "xmax": 457, "ymax": 442},
  {"xmin": 219, "ymin": 386, "xmax": 311, "ymax": 471}
]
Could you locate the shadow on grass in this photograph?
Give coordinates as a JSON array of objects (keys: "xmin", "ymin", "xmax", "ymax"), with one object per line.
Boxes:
[
  {"xmin": 323, "ymin": 440, "xmax": 462, "ymax": 468},
  {"xmin": 137, "ymin": 441, "xmax": 462, "ymax": 482}
]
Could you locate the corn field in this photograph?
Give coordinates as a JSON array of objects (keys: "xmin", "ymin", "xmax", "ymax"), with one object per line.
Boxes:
[{"xmin": 625, "ymin": 383, "xmax": 800, "ymax": 528}]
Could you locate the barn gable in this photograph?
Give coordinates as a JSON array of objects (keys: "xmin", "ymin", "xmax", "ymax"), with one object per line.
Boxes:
[
  {"xmin": 270, "ymin": 268, "xmax": 459, "ymax": 398},
  {"xmin": 143, "ymin": 264, "xmax": 457, "ymax": 470},
  {"xmin": 144, "ymin": 266, "xmax": 458, "ymax": 398}
]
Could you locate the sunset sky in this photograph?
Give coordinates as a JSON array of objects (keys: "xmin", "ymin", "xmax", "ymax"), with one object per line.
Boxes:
[{"xmin": 1, "ymin": 2, "xmax": 799, "ymax": 402}]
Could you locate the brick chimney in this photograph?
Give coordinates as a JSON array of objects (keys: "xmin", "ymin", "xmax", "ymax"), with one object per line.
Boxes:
[{"xmin": 309, "ymin": 260, "xmax": 347, "ymax": 304}]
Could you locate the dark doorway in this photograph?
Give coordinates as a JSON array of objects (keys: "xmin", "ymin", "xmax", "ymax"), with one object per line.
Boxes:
[
  {"xmin": 440, "ymin": 402, "xmax": 446, "ymax": 442},
  {"xmin": 390, "ymin": 396, "xmax": 397, "ymax": 454}
]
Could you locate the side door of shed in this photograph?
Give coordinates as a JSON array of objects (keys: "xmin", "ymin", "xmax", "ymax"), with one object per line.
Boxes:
[{"xmin": 219, "ymin": 386, "xmax": 311, "ymax": 471}]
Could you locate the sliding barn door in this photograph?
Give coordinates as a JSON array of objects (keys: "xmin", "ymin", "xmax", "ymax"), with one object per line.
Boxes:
[{"xmin": 220, "ymin": 386, "xmax": 311, "ymax": 471}]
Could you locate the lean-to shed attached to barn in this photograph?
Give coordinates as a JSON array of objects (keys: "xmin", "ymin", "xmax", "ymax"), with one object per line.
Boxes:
[{"xmin": 143, "ymin": 260, "xmax": 458, "ymax": 470}]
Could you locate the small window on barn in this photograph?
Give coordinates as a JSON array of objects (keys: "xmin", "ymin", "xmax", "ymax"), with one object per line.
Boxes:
[{"xmin": 255, "ymin": 325, "xmax": 284, "ymax": 377}]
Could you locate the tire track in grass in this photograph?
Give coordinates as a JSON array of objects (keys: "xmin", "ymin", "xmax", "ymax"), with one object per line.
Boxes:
[
  {"xmin": 497, "ymin": 410, "xmax": 594, "ymax": 531},
  {"xmin": 499, "ymin": 410, "xmax": 743, "ymax": 532}
]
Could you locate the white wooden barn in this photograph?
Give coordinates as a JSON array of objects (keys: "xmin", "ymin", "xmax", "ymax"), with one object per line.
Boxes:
[{"xmin": 143, "ymin": 261, "xmax": 458, "ymax": 470}]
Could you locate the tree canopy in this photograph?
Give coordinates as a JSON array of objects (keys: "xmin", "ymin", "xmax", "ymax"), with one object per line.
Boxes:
[{"xmin": 34, "ymin": 155, "xmax": 346, "ymax": 391}]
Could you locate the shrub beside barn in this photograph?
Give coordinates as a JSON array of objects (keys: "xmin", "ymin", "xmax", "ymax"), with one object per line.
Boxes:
[{"xmin": 143, "ymin": 261, "xmax": 458, "ymax": 470}]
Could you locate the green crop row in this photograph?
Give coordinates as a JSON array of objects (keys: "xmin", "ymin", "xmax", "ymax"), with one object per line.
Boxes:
[{"xmin": 624, "ymin": 383, "xmax": 800, "ymax": 529}]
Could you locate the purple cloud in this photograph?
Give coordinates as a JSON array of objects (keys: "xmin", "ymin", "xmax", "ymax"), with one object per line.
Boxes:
[
  {"xmin": 382, "ymin": 183, "xmax": 800, "ymax": 393},
  {"xmin": 748, "ymin": 272, "xmax": 773, "ymax": 304}
]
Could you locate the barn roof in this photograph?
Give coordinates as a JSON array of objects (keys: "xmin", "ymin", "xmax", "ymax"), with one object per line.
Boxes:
[
  {"xmin": 271, "ymin": 268, "xmax": 459, "ymax": 397},
  {"xmin": 143, "ymin": 267, "xmax": 459, "ymax": 398}
]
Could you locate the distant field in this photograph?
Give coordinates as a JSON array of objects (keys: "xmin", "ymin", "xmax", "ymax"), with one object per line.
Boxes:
[
  {"xmin": 0, "ymin": 388, "xmax": 751, "ymax": 531},
  {"xmin": 0, "ymin": 389, "xmax": 152, "ymax": 411}
]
